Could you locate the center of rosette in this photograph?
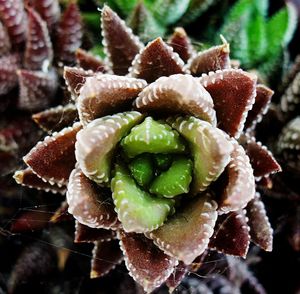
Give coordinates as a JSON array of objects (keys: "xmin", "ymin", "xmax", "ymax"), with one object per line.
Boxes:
[
  {"xmin": 111, "ymin": 116, "xmax": 193, "ymax": 233},
  {"xmin": 75, "ymin": 111, "xmax": 233, "ymax": 234}
]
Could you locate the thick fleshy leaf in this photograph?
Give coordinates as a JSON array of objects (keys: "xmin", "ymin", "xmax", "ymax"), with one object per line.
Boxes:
[
  {"xmin": 246, "ymin": 193, "xmax": 273, "ymax": 251},
  {"xmin": 0, "ymin": 21, "xmax": 11, "ymax": 56},
  {"xmin": 17, "ymin": 69, "xmax": 58, "ymax": 111},
  {"xmin": 30, "ymin": 0, "xmax": 60, "ymax": 32},
  {"xmin": 78, "ymin": 74, "xmax": 147, "ymax": 125},
  {"xmin": 244, "ymin": 84, "xmax": 274, "ymax": 130},
  {"xmin": 13, "ymin": 168, "xmax": 66, "ymax": 194},
  {"xmin": 32, "ymin": 104, "xmax": 78, "ymax": 133},
  {"xmin": 199, "ymin": 69, "xmax": 257, "ymax": 138},
  {"xmin": 55, "ymin": 3, "xmax": 82, "ymax": 63},
  {"xmin": 63, "ymin": 66, "xmax": 93, "ymax": 99},
  {"xmin": 217, "ymin": 139, "xmax": 255, "ymax": 213},
  {"xmin": 168, "ymin": 116, "xmax": 233, "ymax": 194},
  {"xmin": 74, "ymin": 221, "xmax": 116, "ymax": 243},
  {"xmin": 186, "ymin": 41, "xmax": 230, "ymax": 76},
  {"xmin": 119, "ymin": 231, "xmax": 177, "ymax": 293},
  {"xmin": 134, "ymin": 74, "xmax": 216, "ymax": 126},
  {"xmin": 24, "ymin": 122, "xmax": 81, "ymax": 186},
  {"xmin": 75, "ymin": 111, "xmax": 144, "ymax": 184},
  {"xmin": 0, "ymin": 0, "xmax": 27, "ymax": 47},
  {"xmin": 24, "ymin": 8, "xmax": 53, "ymax": 71},
  {"xmin": 129, "ymin": 154, "xmax": 154, "ymax": 187},
  {"xmin": 147, "ymin": 193, "xmax": 218, "ymax": 264},
  {"xmin": 112, "ymin": 163, "xmax": 174, "ymax": 233},
  {"xmin": 168, "ymin": 27, "xmax": 195, "ymax": 63},
  {"xmin": 242, "ymin": 135, "xmax": 281, "ymax": 178},
  {"xmin": 121, "ymin": 116, "xmax": 186, "ymax": 158},
  {"xmin": 101, "ymin": 5, "xmax": 143, "ymax": 75},
  {"xmin": 209, "ymin": 210, "xmax": 250, "ymax": 258},
  {"xmin": 67, "ymin": 166, "xmax": 119, "ymax": 229},
  {"xmin": 75, "ymin": 48, "xmax": 107, "ymax": 72},
  {"xmin": 149, "ymin": 156, "xmax": 193, "ymax": 198},
  {"xmin": 90, "ymin": 240, "xmax": 123, "ymax": 278},
  {"xmin": 129, "ymin": 37, "xmax": 184, "ymax": 83},
  {"xmin": 0, "ymin": 54, "xmax": 20, "ymax": 95}
]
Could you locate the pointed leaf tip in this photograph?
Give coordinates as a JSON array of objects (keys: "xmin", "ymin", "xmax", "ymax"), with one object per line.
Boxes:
[
  {"xmin": 101, "ymin": 5, "xmax": 143, "ymax": 75},
  {"xmin": 129, "ymin": 37, "xmax": 184, "ymax": 83}
]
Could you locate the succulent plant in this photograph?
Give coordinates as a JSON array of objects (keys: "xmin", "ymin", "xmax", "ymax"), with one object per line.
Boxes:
[
  {"xmin": 13, "ymin": 5, "xmax": 282, "ymax": 293},
  {"xmin": 0, "ymin": 0, "xmax": 83, "ymax": 112},
  {"xmin": 218, "ymin": 0, "xmax": 297, "ymax": 83}
]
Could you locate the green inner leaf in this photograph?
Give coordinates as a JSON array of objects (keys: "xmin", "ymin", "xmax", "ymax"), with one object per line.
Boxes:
[
  {"xmin": 111, "ymin": 163, "xmax": 174, "ymax": 233},
  {"xmin": 129, "ymin": 154, "xmax": 154, "ymax": 187},
  {"xmin": 167, "ymin": 116, "xmax": 233, "ymax": 194},
  {"xmin": 121, "ymin": 117, "xmax": 186, "ymax": 158},
  {"xmin": 149, "ymin": 156, "xmax": 193, "ymax": 198}
]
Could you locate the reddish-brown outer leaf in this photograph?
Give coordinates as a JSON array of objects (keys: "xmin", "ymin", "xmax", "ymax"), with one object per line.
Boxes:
[
  {"xmin": 75, "ymin": 48, "xmax": 107, "ymax": 72},
  {"xmin": 129, "ymin": 37, "xmax": 184, "ymax": 83},
  {"xmin": 91, "ymin": 240, "xmax": 123, "ymax": 278},
  {"xmin": 30, "ymin": 0, "xmax": 60, "ymax": 32},
  {"xmin": 23, "ymin": 122, "xmax": 81, "ymax": 186},
  {"xmin": 168, "ymin": 27, "xmax": 195, "ymax": 63},
  {"xmin": 119, "ymin": 231, "xmax": 178, "ymax": 293},
  {"xmin": 187, "ymin": 42, "xmax": 230, "ymax": 76},
  {"xmin": 10, "ymin": 209, "xmax": 52, "ymax": 233},
  {"xmin": 24, "ymin": 8, "xmax": 53, "ymax": 71},
  {"xmin": 0, "ymin": 21, "xmax": 11, "ymax": 56},
  {"xmin": 147, "ymin": 194, "xmax": 218, "ymax": 265},
  {"xmin": 218, "ymin": 140, "xmax": 255, "ymax": 214},
  {"xmin": 17, "ymin": 69, "xmax": 58, "ymax": 111},
  {"xmin": 32, "ymin": 104, "xmax": 78, "ymax": 133},
  {"xmin": 242, "ymin": 136, "xmax": 281, "ymax": 178},
  {"xmin": 134, "ymin": 74, "xmax": 216, "ymax": 126},
  {"xmin": 199, "ymin": 69, "xmax": 257, "ymax": 138},
  {"xmin": 209, "ymin": 210, "xmax": 250, "ymax": 258},
  {"xmin": 244, "ymin": 84, "xmax": 273, "ymax": 130},
  {"xmin": 55, "ymin": 3, "xmax": 82, "ymax": 63},
  {"xmin": 246, "ymin": 194, "xmax": 273, "ymax": 251},
  {"xmin": 63, "ymin": 66, "xmax": 93, "ymax": 99},
  {"xmin": 67, "ymin": 166, "xmax": 119, "ymax": 230},
  {"xmin": 101, "ymin": 5, "xmax": 143, "ymax": 75},
  {"xmin": 0, "ymin": 0, "xmax": 27, "ymax": 47},
  {"xmin": 0, "ymin": 54, "xmax": 20, "ymax": 95},
  {"xmin": 14, "ymin": 168, "xmax": 66, "ymax": 194},
  {"xmin": 78, "ymin": 74, "xmax": 147, "ymax": 125},
  {"xmin": 75, "ymin": 221, "xmax": 116, "ymax": 243}
]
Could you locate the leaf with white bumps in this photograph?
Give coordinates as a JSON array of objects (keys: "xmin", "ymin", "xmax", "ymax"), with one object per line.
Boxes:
[
  {"xmin": 75, "ymin": 111, "xmax": 144, "ymax": 185},
  {"xmin": 134, "ymin": 74, "xmax": 216, "ymax": 126},
  {"xmin": 111, "ymin": 163, "xmax": 174, "ymax": 233},
  {"xmin": 147, "ymin": 193, "xmax": 218, "ymax": 264},
  {"xmin": 168, "ymin": 116, "xmax": 233, "ymax": 194}
]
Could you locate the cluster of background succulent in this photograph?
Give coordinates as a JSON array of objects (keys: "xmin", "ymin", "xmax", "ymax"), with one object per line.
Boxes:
[{"xmin": 0, "ymin": 0, "xmax": 299, "ymax": 294}]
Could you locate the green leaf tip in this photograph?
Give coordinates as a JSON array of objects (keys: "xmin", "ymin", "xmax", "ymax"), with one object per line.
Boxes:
[{"xmin": 121, "ymin": 117, "xmax": 186, "ymax": 158}]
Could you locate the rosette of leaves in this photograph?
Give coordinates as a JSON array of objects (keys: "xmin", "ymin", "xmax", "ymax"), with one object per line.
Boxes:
[
  {"xmin": 218, "ymin": 0, "xmax": 297, "ymax": 83},
  {"xmin": 0, "ymin": 0, "xmax": 83, "ymax": 112},
  {"xmin": 91, "ymin": 0, "xmax": 218, "ymax": 41},
  {"xmin": 14, "ymin": 6, "xmax": 282, "ymax": 293}
]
